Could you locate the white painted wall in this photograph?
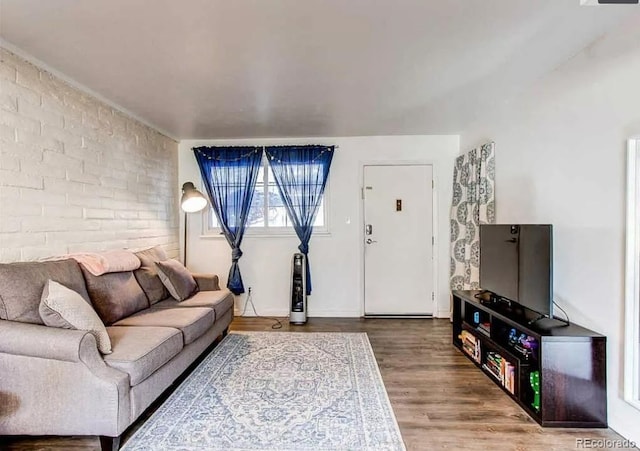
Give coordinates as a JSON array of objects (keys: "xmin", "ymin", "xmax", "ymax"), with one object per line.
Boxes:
[
  {"xmin": 0, "ymin": 47, "xmax": 180, "ymax": 261},
  {"xmin": 179, "ymin": 135, "xmax": 458, "ymax": 318},
  {"xmin": 461, "ymin": 16, "xmax": 640, "ymax": 444}
]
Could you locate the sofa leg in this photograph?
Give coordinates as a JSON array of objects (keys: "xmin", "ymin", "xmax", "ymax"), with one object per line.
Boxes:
[
  {"xmin": 99, "ymin": 435, "xmax": 121, "ymax": 451},
  {"xmin": 222, "ymin": 327, "xmax": 229, "ymax": 337}
]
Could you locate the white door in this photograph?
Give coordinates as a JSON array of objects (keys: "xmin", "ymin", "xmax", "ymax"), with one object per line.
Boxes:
[{"xmin": 363, "ymin": 164, "xmax": 434, "ymax": 315}]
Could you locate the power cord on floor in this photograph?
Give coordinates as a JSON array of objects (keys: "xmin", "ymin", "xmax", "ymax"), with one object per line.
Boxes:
[{"xmin": 241, "ymin": 287, "xmax": 283, "ymax": 329}]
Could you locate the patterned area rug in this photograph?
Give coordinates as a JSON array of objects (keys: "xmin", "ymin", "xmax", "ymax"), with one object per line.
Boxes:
[{"xmin": 122, "ymin": 332, "xmax": 405, "ymax": 451}]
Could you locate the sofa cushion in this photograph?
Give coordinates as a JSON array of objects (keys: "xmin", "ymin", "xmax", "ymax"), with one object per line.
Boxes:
[
  {"xmin": 40, "ymin": 280, "xmax": 112, "ymax": 354},
  {"xmin": 113, "ymin": 307, "xmax": 214, "ymax": 345},
  {"xmin": 134, "ymin": 246, "xmax": 169, "ymax": 305},
  {"xmin": 156, "ymin": 259, "xmax": 198, "ymax": 301},
  {"xmin": 0, "ymin": 259, "xmax": 90, "ymax": 324},
  {"xmin": 81, "ymin": 268, "xmax": 149, "ymax": 325},
  {"xmin": 154, "ymin": 289, "xmax": 234, "ymax": 318},
  {"xmin": 104, "ymin": 326, "xmax": 183, "ymax": 386}
]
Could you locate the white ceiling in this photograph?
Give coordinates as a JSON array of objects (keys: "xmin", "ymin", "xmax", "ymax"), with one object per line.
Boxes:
[{"xmin": 0, "ymin": 0, "xmax": 637, "ymax": 139}]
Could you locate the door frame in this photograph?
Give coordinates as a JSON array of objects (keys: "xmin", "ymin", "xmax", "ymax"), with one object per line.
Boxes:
[
  {"xmin": 359, "ymin": 160, "xmax": 438, "ymax": 317},
  {"xmin": 625, "ymin": 137, "xmax": 640, "ymax": 412}
]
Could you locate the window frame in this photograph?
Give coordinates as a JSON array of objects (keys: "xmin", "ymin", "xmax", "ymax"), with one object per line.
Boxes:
[
  {"xmin": 625, "ymin": 137, "xmax": 640, "ymax": 412},
  {"xmin": 201, "ymin": 156, "xmax": 330, "ymax": 237}
]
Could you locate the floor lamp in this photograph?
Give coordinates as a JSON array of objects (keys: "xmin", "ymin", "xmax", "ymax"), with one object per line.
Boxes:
[{"xmin": 180, "ymin": 182, "xmax": 208, "ymax": 267}]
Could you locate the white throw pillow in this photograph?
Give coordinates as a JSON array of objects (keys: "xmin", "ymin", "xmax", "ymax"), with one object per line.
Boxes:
[{"xmin": 39, "ymin": 279, "xmax": 112, "ymax": 354}]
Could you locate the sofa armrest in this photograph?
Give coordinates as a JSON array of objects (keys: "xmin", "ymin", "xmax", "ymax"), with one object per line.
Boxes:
[
  {"xmin": 0, "ymin": 319, "xmax": 125, "ymax": 381},
  {"xmin": 0, "ymin": 319, "xmax": 132, "ymax": 436},
  {"xmin": 0, "ymin": 319, "xmax": 95, "ymax": 363},
  {"xmin": 192, "ymin": 273, "xmax": 220, "ymax": 291}
]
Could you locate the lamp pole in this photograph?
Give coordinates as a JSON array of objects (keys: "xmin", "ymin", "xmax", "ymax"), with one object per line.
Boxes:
[{"xmin": 184, "ymin": 211, "xmax": 188, "ymax": 266}]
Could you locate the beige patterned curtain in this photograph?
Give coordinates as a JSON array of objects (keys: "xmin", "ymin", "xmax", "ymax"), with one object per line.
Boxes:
[{"xmin": 450, "ymin": 142, "xmax": 496, "ymax": 290}]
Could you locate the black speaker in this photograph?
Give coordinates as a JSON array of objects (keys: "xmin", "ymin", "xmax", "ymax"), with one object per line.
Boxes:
[{"xmin": 289, "ymin": 253, "xmax": 307, "ymax": 324}]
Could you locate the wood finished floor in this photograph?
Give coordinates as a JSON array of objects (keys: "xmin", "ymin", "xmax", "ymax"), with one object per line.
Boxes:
[{"xmin": 1, "ymin": 317, "xmax": 636, "ymax": 451}]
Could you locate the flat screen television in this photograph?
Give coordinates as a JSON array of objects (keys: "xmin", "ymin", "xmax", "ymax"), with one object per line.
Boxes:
[{"xmin": 479, "ymin": 224, "xmax": 553, "ymax": 317}]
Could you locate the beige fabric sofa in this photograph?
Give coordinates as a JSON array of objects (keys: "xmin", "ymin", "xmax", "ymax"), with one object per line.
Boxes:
[{"xmin": 0, "ymin": 251, "xmax": 234, "ymax": 450}]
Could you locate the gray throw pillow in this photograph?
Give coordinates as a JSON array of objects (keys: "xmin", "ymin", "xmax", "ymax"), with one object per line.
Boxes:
[
  {"xmin": 134, "ymin": 246, "xmax": 170, "ymax": 304},
  {"xmin": 0, "ymin": 259, "xmax": 91, "ymax": 325},
  {"xmin": 80, "ymin": 268, "xmax": 149, "ymax": 325},
  {"xmin": 156, "ymin": 259, "xmax": 198, "ymax": 301},
  {"xmin": 40, "ymin": 280, "xmax": 112, "ymax": 354}
]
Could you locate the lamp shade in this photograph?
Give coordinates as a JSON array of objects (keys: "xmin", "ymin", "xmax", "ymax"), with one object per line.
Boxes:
[{"xmin": 180, "ymin": 182, "xmax": 208, "ymax": 213}]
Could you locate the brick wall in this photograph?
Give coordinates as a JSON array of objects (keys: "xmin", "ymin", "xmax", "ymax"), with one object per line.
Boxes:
[{"xmin": 0, "ymin": 47, "xmax": 180, "ymax": 261}]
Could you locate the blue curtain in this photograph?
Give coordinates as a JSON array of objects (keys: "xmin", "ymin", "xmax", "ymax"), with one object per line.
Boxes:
[
  {"xmin": 265, "ymin": 145, "xmax": 334, "ymax": 295},
  {"xmin": 193, "ymin": 146, "xmax": 263, "ymax": 295}
]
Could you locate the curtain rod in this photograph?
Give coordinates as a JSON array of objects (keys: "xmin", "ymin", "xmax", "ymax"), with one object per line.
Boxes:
[
  {"xmin": 260, "ymin": 145, "xmax": 339, "ymax": 149},
  {"xmin": 193, "ymin": 145, "xmax": 339, "ymax": 149}
]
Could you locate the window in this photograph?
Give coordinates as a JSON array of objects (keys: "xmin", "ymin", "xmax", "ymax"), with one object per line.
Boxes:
[
  {"xmin": 204, "ymin": 157, "xmax": 328, "ymax": 235},
  {"xmin": 625, "ymin": 137, "xmax": 640, "ymax": 411}
]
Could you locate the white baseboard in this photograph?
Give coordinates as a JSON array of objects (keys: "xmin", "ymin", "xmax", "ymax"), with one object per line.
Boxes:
[
  {"xmin": 234, "ymin": 308, "xmax": 452, "ymax": 319},
  {"xmin": 234, "ymin": 309, "xmax": 362, "ymax": 318},
  {"xmin": 307, "ymin": 310, "xmax": 362, "ymax": 317},
  {"xmin": 234, "ymin": 309, "xmax": 288, "ymax": 317},
  {"xmin": 436, "ymin": 310, "xmax": 452, "ymax": 319}
]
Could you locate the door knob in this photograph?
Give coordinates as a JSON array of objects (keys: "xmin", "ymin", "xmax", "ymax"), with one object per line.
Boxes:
[{"xmin": 366, "ymin": 238, "xmax": 377, "ymax": 244}]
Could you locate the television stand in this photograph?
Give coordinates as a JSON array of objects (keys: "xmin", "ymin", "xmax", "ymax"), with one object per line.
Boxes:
[{"xmin": 452, "ymin": 290, "xmax": 607, "ymax": 428}]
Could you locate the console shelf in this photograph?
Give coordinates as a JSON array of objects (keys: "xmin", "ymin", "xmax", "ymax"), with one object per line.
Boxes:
[{"xmin": 452, "ymin": 290, "xmax": 607, "ymax": 428}]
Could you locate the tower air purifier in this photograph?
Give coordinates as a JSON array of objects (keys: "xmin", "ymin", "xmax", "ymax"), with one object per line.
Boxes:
[{"xmin": 289, "ymin": 253, "xmax": 307, "ymax": 325}]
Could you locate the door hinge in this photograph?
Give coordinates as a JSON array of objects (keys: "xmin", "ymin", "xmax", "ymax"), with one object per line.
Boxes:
[
  {"xmin": 432, "ymin": 180, "xmax": 435, "ymax": 189},
  {"xmin": 361, "ymin": 187, "xmax": 364, "ymax": 199},
  {"xmin": 432, "ymin": 292, "xmax": 435, "ymax": 301},
  {"xmin": 432, "ymin": 236, "xmax": 435, "ymax": 245}
]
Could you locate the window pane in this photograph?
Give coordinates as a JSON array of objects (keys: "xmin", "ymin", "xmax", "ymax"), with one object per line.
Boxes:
[
  {"xmin": 313, "ymin": 198, "xmax": 324, "ymax": 227},
  {"xmin": 257, "ymin": 165, "xmax": 265, "ymax": 184},
  {"xmin": 267, "ymin": 184, "xmax": 288, "ymax": 227},
  {"xmin": 266, "ymin": 169, "xmax": 287, "ymax": 227},
  {"xmin": 247, "ymin": 184, "xmax": 265, "ymax": 227},
  {"xmin": 210, "ymin": 210, "xmax": 219, "ymax": 228}
]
